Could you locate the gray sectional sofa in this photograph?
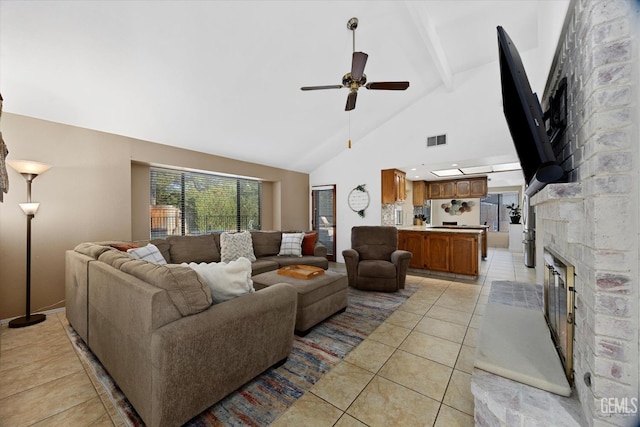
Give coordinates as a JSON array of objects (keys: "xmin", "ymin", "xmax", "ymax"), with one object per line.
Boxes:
[{"xmin": 65, "ymin": 231, "xmax": 328, "ymax": 427}]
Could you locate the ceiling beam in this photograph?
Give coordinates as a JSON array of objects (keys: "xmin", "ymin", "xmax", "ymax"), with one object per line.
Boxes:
[{"xmin": 404, "ymin": 1, "xmax": 454, "ymax": 91}]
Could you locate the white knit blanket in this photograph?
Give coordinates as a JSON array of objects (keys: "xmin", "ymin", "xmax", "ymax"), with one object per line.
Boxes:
[{"xmin": 183, "ymin": 257, "xmax": 255, "ymax": 303}]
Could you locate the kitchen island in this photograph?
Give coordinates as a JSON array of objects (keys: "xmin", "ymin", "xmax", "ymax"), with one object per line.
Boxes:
[{"xmin": 398, "ymin": 226, "xmax": 485, "ymax": 277}]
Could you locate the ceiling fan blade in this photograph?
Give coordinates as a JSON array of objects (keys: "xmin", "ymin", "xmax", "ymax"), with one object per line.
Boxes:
[
  {"xmin": 345, "ymin": 91, "xmax": 357, "ymax": 111},
  {"xmin": 365, "ymin": 81, "xmax": 410, "ymax": 90},
  {"xmin": 351, "ymin": 52, "xmax": 368, "ymax": 80},
  {"xmin": 300, "ymin": 85, "xmax": 343, "ymax": 91}
]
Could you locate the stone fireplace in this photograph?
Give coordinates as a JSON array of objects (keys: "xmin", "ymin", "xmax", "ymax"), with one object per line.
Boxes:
[
  {"xmin": 532, "ymin": 0, "xmax": 639, "ymax": 425},
  {"xmin": 473, "ymin": 1, "xmax": 638, "ymax": 425}
]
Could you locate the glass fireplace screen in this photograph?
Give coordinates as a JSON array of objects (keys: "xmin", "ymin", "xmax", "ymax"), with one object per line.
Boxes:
[{"xmin": 543, "ymin": 247, "xmax": 575, "ymax": 384}]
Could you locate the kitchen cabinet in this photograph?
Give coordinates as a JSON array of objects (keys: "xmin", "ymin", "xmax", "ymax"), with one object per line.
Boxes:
[
  {"xmin": 381, "ymin": 169, "xmax": 406, "ymax": 203},
  {"xmin": 424, "ymin": 233, "xmax": 450, "ymax": 272},
  {"xmin": 449, "ymin": 234, "xmax": 479, "ymax": 276},
  {"xmin": 469, "ymin": 178, "xmax": 488, "ymax": 197},
  {"xmin": 412, "ymin": 180, "xmax": 427, "ymax": 206},
  {"xmin": 427, "ymin": 177, "xmax": 488, "ymax": 199},
  {"xmin": 398, "ymin": 229, "xmax": 481, "ymax": 276},
  {"xmin": 428, "ymin": 181, "xmax": 455, "ymax": 199},
  {"xmin": 399, "ymin": 231, "xmax": 425, "ymax": 269}
]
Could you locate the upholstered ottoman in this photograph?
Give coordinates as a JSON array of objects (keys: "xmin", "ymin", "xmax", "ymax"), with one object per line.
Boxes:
[{"xmin": 252, "ymin": 269, "xmax": 348, "ymax": 335}]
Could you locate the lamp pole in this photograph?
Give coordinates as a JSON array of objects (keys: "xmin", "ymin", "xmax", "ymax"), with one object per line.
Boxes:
[{"xmin": 7, "ymin": 160, "xmax": 51, "ymax": 328}]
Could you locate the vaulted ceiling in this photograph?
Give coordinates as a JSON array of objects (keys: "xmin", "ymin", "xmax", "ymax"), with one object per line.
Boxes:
[{"xmin": 0, "ymin": 1, "xmax": 569, "ymax": 179}]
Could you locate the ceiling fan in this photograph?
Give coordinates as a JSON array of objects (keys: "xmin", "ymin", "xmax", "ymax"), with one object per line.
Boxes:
[{"xmin": 301, "ymin": 17, "xmax": 410, "ymax": 111}]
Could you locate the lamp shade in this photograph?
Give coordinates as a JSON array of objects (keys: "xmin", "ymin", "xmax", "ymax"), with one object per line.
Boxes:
[
  {"xmin": 7, "ymin": 160, "xmax": 52, "ymax": 176},
  {"xmin": 19, "ymin": 203, "xmax": 40, "ymax": 215}
]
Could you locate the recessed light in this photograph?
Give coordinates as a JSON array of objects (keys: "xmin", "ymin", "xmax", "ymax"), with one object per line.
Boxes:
[{"xmin": 451, "ymin": 163, "xmax": 458, "ymax": 167}]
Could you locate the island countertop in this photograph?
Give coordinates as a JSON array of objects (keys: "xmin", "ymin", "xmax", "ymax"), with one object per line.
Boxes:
[{"xmin": 397, "ymin": 225, "xmax": 485, "ymax": 234}]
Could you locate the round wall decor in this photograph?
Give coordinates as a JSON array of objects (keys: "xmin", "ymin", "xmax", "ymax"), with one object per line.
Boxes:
[{"xmin": 348, "ymin": 184, "xmax": 370, "ymax": 218}]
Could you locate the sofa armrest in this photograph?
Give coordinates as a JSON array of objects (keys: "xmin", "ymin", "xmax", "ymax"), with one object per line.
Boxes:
[
  {"xmin": 149, "ymin": 283, "xmax": 297, "ymax": 426},
  {"xmin": 342, "ymin": 249, "xmax": 359, "ymax": 286},
  {"xmin": 391, "ymin": 249, "xmax": 412, "ymax": 289},
  {"xmin": 313, "ymin": 242, "xmax": 327, "ymax": 257}
]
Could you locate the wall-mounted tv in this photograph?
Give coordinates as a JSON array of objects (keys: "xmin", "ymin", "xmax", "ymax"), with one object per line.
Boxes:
[{"xmin": 497, "ymin": 26, "xmax": 564, "ymax": 197}]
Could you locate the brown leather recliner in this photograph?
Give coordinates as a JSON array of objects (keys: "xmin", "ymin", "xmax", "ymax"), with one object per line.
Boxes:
[{"xmin": 342, "ymin": 226, "xmax": 412, "ymax": 292}]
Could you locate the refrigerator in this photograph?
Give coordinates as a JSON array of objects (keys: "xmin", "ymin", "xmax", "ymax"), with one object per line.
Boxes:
[{"xmin": 522, "ymin": 195, "xmax": 536, "ymax": 268}]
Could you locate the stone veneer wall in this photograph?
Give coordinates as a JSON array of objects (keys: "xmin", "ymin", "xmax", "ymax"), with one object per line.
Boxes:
[{"xmin": 532, "ymin": 0, "xmax": 639, "ymax": 425}]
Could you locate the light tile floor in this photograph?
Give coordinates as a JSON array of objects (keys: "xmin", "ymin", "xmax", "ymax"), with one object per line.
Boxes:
[{"xmin": 0, "ymin": 248, "xmax": 535, "ymax": 426}]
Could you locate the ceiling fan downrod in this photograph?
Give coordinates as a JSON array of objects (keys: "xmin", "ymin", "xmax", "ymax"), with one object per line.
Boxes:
[{"xmin": 347, "ymin": 17, "xmax": 358, "ymax": 53}]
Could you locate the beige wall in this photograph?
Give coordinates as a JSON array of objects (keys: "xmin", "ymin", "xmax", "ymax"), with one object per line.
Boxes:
[{"xmin": 0, "ymin": 113, "xmax": 310, "ymax": 321}]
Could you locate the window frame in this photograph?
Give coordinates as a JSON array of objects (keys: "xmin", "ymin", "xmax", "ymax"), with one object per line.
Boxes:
[{"xmin": 150, "ymin": 167, "xmax": 262, "ymax": 238}]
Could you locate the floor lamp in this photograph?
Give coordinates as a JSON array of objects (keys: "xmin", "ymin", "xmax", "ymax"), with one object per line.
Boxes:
[{"xmin": 7, "ymin": 159, "xmax": 52, "ymax": 328}]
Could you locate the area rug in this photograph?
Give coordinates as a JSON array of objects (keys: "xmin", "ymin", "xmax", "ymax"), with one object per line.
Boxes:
[{"xmin": 66, "ymin": 283, "xmax": 418, "ymax": 426}]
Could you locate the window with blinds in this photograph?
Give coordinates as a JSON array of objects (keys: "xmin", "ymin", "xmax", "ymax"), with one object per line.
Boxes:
[
  {"xmin": 480, "ymin": 192, "xmax": 518, "ymax": 232},
  {"xmin": 150, "ymin": 167, "xmax": 262, "ymax": 238}
]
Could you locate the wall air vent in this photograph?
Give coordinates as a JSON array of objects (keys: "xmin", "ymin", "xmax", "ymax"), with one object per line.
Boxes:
[{"xmin": 426, "ymin": 134, "xmax": 447, "ymax": 147}]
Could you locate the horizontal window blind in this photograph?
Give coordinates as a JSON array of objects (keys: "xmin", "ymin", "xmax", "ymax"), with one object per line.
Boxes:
[{"xmin": 150, "ymin": 167, "xmax": 261, "ymax": 238}]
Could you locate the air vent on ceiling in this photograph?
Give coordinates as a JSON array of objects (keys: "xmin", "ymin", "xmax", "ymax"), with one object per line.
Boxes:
[{"xmin": 426, "ymin": 134, "xmax": 447, "ymax": 147}]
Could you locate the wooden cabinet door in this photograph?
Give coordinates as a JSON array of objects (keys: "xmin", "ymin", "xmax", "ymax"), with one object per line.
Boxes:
[
  {"xmin": 450, "ymin": 234, "xmax": 478, "ymax": 276},
  {"xmin": 425, "ymin": 233, "xmax": 449, "ymax": 272},
  {"xmin": 442, "ymin": 181, "xmax": 455, "ymax": 198},
  {"xmin": 469, "ymin": 178, "xmax": 488, "ymax": 197},
  {"xmin": 455, "ymin": 180, "xmax": 471, "ymax": 197},
  {"xmin": 382, "ymin": 169, "xmax": 406, "ymax": 203},
  {"xmin": 381, "ymin": 169, "xmax": 396, "ymax": 203},
  {"xmin": 402, "ymin": 232, "xmax": 425, "ymax": 269},
  {"xmin": 396, "ymin": 170, "xmax": 406, "ymax": 202},
  {"xmin": 428, "ymin": 182, "xmax": 441, "ymax": 199},
  {"xmin": 413, "ymin": 181, "xmax": 426, "ymax": 206}
]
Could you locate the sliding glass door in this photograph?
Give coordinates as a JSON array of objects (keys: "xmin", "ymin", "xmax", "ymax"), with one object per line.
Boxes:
[{"xmin": 312, "ymin": 185, "xmax": 336, "ymax": 261}]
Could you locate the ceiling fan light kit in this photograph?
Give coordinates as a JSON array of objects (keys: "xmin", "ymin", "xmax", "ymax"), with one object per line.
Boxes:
[{"xmin": 300, "ymin": 17, "xmax": 409, "ymax": 112}]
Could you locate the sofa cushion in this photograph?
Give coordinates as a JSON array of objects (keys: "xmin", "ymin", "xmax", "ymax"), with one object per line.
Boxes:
[
  {"xmin": 183, "ymin": 257, "xmax": 255, "ymax": 304},
  {"xmin": 302, "ymin": 232, "xmax": 318, "ymax": 255},
  {"xmin": 127, "ymin": 243, "xmax": 167, "ymax": 265},
  {"xmin": 74, "ymin": 242, "xmax": 117, "ymax": 259},
  {"xmin": 117, "ymin": 259, "xmax": 213, "ymax": 316},
  {"xmin": 220, "ymin": 231, "xmax": 256, "ymax": 263},
  {"xmin": 150, "ymin": 238, "xmax": 171, "ymax": 263},
  {"xmin": 250, "ymin": 231, "xmax": 282, "ymax": 257},
  {"xmin": 278, "ymin": 232, "xmax": 304, "ymax": 257},
  {"xmin": 167, "ymin": 234, "xmax": 220, "ymax": 264},
  {"xmin": 358, "ymin": 260, "xmax": 397, "ymax": 278},
  {"xmin": 99, "ymin": 249, "xmax": 135, "ymax": 269},
  {"xmin": 250, "ymin": 259, "xmax": 280, "ymax": 275}
]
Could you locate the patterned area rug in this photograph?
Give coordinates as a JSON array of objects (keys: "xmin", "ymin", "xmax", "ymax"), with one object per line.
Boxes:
[{"xmin": 66, "ymin": 283, "xmax": 418, "ymax": 426}]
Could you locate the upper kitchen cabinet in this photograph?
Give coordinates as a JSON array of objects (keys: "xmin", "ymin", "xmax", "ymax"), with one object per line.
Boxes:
[
  {"xmin": 412, "ymin": 180, "xmax": 427, "ymax": 206},
  {"xmin": 428, "ymin": 177, "xmax": 487, "ymax": 199},
  {"xmin": 381, "ymin": 169, "xmax": 406, "ymax": 203},
  {"xmin": 428, "ymin": 181, "xmax": 455, "ymax": 199}
]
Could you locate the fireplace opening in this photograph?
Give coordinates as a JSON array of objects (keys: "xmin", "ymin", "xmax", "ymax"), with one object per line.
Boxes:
[{"xmin": 543, "ymin": 247, "xmax": 575, "ymax": 384}]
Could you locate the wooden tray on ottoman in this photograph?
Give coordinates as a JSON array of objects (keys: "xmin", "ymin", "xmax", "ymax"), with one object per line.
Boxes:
[{"xmin": 277, "ymin": 265, "xmax": 325, "ymax": 280}]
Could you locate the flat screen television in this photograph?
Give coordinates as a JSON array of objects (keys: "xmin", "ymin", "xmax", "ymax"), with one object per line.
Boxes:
[{"xmin": 497, "ymin": 26, "xmax": 564, "ymax": 197}]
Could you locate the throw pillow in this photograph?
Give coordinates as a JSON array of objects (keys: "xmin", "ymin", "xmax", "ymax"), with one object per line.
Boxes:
[
  {"xmin": 184, "ymin": 257, "xmax": 255, "ymax": 304},
  {"xmin": 111, "ymin": 243, "xmax": 139, "ymax": 252},
  {"xmin": 220, "ymin": 231, "xmax": 256, "ymax": 263},
  {"xmin": 127, "ymin": 243, "xmax": 168, "ymax": 265},
  {"xmin": 278, "ymin": 232, "xmax": 305, "ymax": 257},
  {"xmin": 302, "ymin": 232, "xmax": 318, "ymax": 255}
]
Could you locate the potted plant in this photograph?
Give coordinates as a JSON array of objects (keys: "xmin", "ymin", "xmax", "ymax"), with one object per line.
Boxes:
[{"xmin": 506, "ymin": 203, "xmax": 522, "ymax": 224}]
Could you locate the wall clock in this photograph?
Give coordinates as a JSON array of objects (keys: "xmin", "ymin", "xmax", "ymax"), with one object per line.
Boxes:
[{"xmin": 348, "ymin": 184, "xmax": 370, "ymax": 218}]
